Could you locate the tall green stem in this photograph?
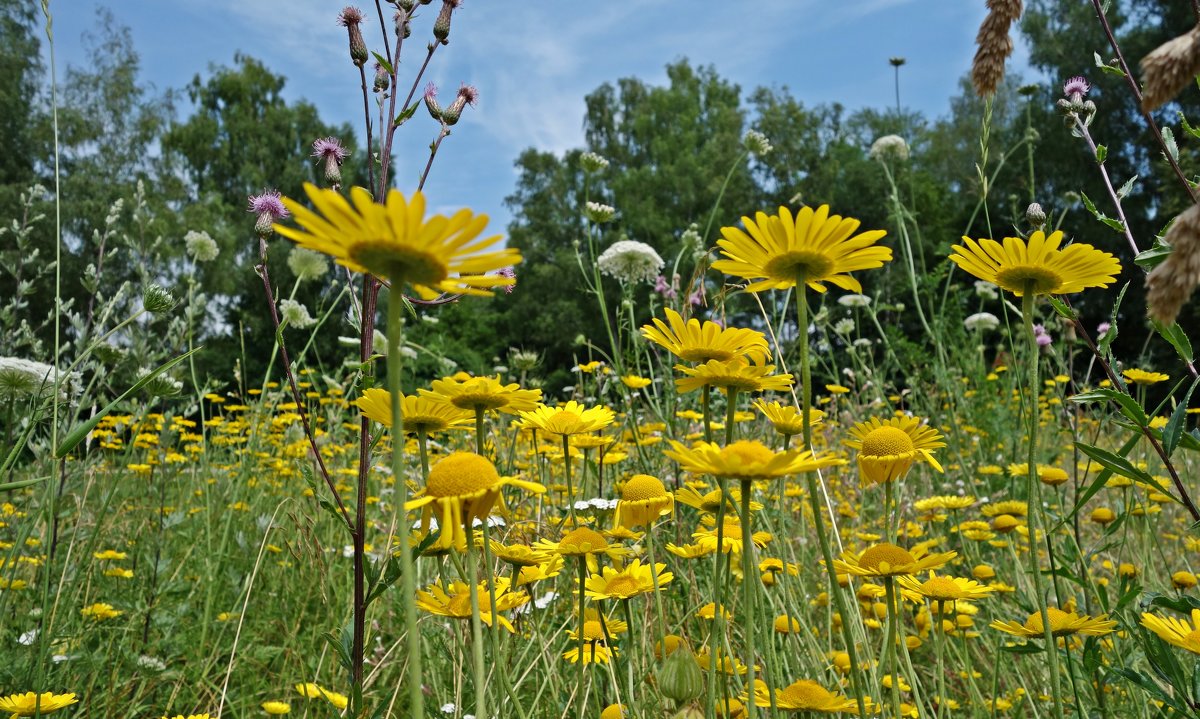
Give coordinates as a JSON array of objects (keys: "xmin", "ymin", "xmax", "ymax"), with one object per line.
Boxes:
[
  {"xmin": 795, "ymin": 281, "xmax": 868, "ymax": 717},
  {"xmin": 740, "ymin": 479, "xmax": 758, "ymax": 719},
  {"xmin": 388, "ymin": 291, "xmax": 424, "ymax": 717},
  {"xmin": 1021, "ymin": 289, "xmax": 1065, "ymax": 719},
  {"xmin": 466, "ymin": 534, "xmax": 487, "ymax": 718},
  {"xmin": 883, "ymin": 579, "xmax": 904, "ymax": 719}
]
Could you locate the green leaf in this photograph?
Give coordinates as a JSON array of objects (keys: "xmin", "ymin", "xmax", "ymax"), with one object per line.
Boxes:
[
  {"xmin": 321, "ymin": 628, "xmax": 354, "ymax": 672},
  {"xmin": 1095, "ymin": 144, "xmax": 1107, "ymax": 163},
  {"xmin": 393, "ymin": 102, "xmax": 419, "ymax": 127},
  {"xmin": 1000, "ymin": 641, "xmax": 1044, "ymax": 654},
  {"xmin": 1116, "ymin": 174, "xmax": 1138, "ymax": 200},
  {"xmin": 1152, "ymin": 319, "xmax": 1194, "ymax": 362},
  {"xmin": 1093, "ymin": 51, "xmax": 1126, "ymax": 76},
  {"xmin": 0, "ymin": 475, "xmax": 51, "ymax": 492},
  {"xmin": 55, "ymin": 348, "xmax": 199, "ymax": 458},
  {"xmin": 1163, "ymin": 126, "xmax": 1180, "ymax": 163},
  {"xmin": 1069, "ymin": 388, "xmax": 1148, "ymax": 427},
  {"xmin": 1179, "ymin": 110, "xmax": 1200, "ymax": 139},
  {"xmin": 1165, "ymin": 376, "xmax": 1200, "ymax": 456},
  {"xmin": 1135, "ymin": 239, "xmax": 1173, "ymax": 270},
  {"xmin": 371, "ymin": 52, "xmax": 393, "ymax": 75},
  {"xmin": 1076, "ymin": 441, "xmax": 1155, "ymax": 484},
  {"xmin": 1045, "ymin": 295, "xmax": 1077, "ymax": 321},
  {"xmin": 1098, "ymin": 283, "xmax": 1128, "ymax": 358}
]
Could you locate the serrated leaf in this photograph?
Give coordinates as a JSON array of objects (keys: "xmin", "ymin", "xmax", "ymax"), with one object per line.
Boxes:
[
  {"xmin": 1070, "ymin": 388, "xmax": 1148, "ymax": 427},
  {"xmin": 1077, "ymin": 440, "xmax": 1155, "ymax": 484},
  {"xmin": 1152, "ymin": 319, "xmax": 1194, "ymax": 362},
  {"xmin": 1100, "ymin": 216, "xmax": 1126, "ymax": 233},
  {"xmin": 1116, "ymin": 174, "xmax": 1137, "ymax": 200},
  {"xmin": 1165, "ymin": 376, "xmax": 1200, "ymax": 456},
  {"xmin": 1081, "ymin": 191, "xmax": 1101, "ymax": 217},
  {"xmin": 1095, "ymin": 144, "xmax": 1107, "ymax": 163},
  {"xmin": 1180, "ymin": 110, "xmax": 1200, "ymax": 139},
  {"xmin": 1135, "ymin": 239, "xmax": 1173, "ymax": 270},
  {"xmin": 1045, "ymin": 295, "xmax": 1077, "ymax": 321},
  {"xmin": 1163, "ymin": 126, "xmax": 1180, "ymax": 163}
]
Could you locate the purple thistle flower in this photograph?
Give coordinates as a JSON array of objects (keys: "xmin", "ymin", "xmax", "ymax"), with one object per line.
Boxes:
[
  {"xmin": 1096, "ymin": 321, "xmax": 1111, "ymax": 336},
  {"xmin": 456, "ymin": 83, "xmax": 479, "ymax": 107},
  {"xmin": 248, "ymin": 189, "xmax": 288, "ymax": 219},
  {"xmin": 337, "ymin": 6, "xmax": 364, "ymax": 26},
  {"xmin": 1063, "ymin": 76, "xmax": 1090, "ymax": 102},
  {"xmin": 248, "ymin": 189, "xmax": 289, "ymax": 238},
  {"xmin": 312, "ymin": 137, "xmax": 350, "ymax": 163},
  {"xmin": 496, "ymin": 267, "xmax": 516, "ymax": 294},
  {"xmin": 654, "ymin": 274, "xmax": 677, "ymax": 300},
  {"xmin": 1033, "ymin": 323, "xmax": 1053, "ymax": 347}
]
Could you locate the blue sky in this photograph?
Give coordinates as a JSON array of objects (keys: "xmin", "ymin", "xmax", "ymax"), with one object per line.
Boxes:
[{"xmin": 52, "ymin": 1, "xmax": 1031, "ymax": 231}]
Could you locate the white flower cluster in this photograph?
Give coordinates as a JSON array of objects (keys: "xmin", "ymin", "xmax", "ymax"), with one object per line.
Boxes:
[
  {"xmin": 184, "ymin": 230, "xmax": 220, "ymax": 262},
  {"xmin": 837, "ymin": 293, "xmax": 872, "ymax": 308},
  {"xmin": 0, "ymin": 357, "xmax": 79, "ymax": 402},
  {"xmin": 869, "ymin": 134, "xmax": 910, "ymax": 162},
  {"xmin": 597, "ymin": 239, "xmax": 664, "ymax": 284},
  {"xmin": 584, "ymin": 201, "xmax": 616, "ymax": 224},
  {"xmin": 288, "ymin": 246, "xmax": 329, "ymax": 281},
  {"xmin": 964, "ymin": 311, "xmax": 1000, "ymax": 332},
  {"xmin": 279, "ymin": 299, "xmax": 317, "ymax": 329},
  {"xmin": 580, "ymin": 152, "xmax": 609, "ymax": 173},
  {"xmin": 743, "ymin": 129, "xmax": 773, "ymax": 156}
]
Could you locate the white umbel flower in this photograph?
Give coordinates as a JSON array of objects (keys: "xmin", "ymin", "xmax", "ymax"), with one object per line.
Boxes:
[
  {"xmin": 964, "ymin": 312, "xmax": 1000, "ymax": 331},
  {"xmin": 869, "ymin": 134, "xmax": 910, "ymax": 162},
  {"xmin": 184, "ymin": 230, "xmax": 220, "ymax": 262},
  {"xmin": 279, "ymin": 299, "xmax": 317, "ymax": 329},
  {"xmin": 597, "ymin": 239, "xmax": 664, "ymax": 284}
]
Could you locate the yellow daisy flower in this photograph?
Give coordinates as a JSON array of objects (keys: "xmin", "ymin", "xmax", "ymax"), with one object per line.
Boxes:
[
  {"xmin": 712, "ymin": 205, "xmax": 891, "ymax": 293},
  {"xmin": 415, "ymin": 578, "xmax": 529, "ymax": 633},
  {"xmin": 420, "ymin": 374, "xmax": 542, "ymax": 414},
  {"xmin": 613, "ymin": 474, "xmax": 674, "ymax": 529},
  {"xmin": 640, "ymin": 308, "xmax": 770, "ymax": 363},
  {"xmin": 833, "ymin": 542, "xmax": 956, "ymax": 578},
  {"xmin": 517, "ymin": 401, "xmax": 615, "ymax": 436},
  {"xmin": 354, "ymin": 387, "xmax": 474, "ymax": 434},
  {"xmin": 674, "ymin": 357, "xmax": 793, "ymax": 395},
  {"xmin": 990, "ymin": 607, "xmax": 1117, "ymax": 638},
  {"xmin": 1141, "ymin": 609, "xmax": 1200, "ymax": 654},
  {"xmin": 0, "ymin": 692, "xmax": 78, "ymax": 718},
  {"xmin": 948, "ymin": 230, "xmax": 1121, "ymax": 297},
  {"xmin": 693, "ymin": 520, "xmax": 772, "ymax": 555},
  {"xmin": 261, "ymin": 701, "xmax": 291, "ymax": 714},
  {"xmin": 583, "ymin": 559, "xmax": 673, "ymax": 600},
  {"xmin": 665, "ymin": 439, "xmax": 844, "ymax": 480},
  {"xmin": 747, "ymin": 678, "xmax": 857, "ymax": 713},
  {"xmin": 844, "ymin": 415, "xmax": 945, "ymax": 484},
  {"xmin": 404, "ymin": 453, "xmax": 544, "ymax": 552},
  {"xmin": 81, "ymin": 602, "xmax": 122, "ymax": 621},
  {"xmin": 752, "ymin": 399, "xmax": 823, "ymax": 437},
  {"xmin": 896, "ymin": 572, "xmax": 995, "ymax": 603},
  {"xmin": 275, "ymin": 183, "xmax": 520, "ymax": 297},
  {"xmin": 1122, "ymin": 368, "xmax": 1169, "ymax": 385}
]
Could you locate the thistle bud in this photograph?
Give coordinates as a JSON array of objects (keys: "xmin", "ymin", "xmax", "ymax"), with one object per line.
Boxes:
[
  {"xmin": 657, "ymin": 645, "xmax": 704, "ymax": 706},
  {"xmin": 441, "ymin": 83, "xmax": 478, "ymax": 126},
  {"xmin": 312, "ymin": 137, "xmax": 350, "ymax": 187},
  {"xmin": 338, "ymin": 7, "xmax": 369, "ymax": 67},
  {"xmin": 373, "ymin": 62, "xmax": 390, "ymax": 93},
  {"xmin": 1025, "ymin": 202, "xmax": 1046, "ymax": 230},
  {"xmin": 423, "ymin": 83, "xmax": 444, "ymax": 123},
  {"xmin": 433, "ymin": 0, "xmax": 461, "ymax": 45}
]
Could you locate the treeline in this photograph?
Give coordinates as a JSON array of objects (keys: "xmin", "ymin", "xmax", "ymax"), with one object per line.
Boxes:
[{"xmin": 1, "ymin": 0, "xmax": 1194, "ymax": 398}]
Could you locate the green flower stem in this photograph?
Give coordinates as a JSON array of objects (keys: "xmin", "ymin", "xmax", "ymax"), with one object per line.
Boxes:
[
  {"xmin": 387, "ymin": 291, "xmax": 424, "ymax": 718},
  {"xmin": 795, "ymin": 281, "xmax": 868, "ymax": 717},
  {"xmin": 884, "ymin": 479, "xmax": 896, "ymax": 543},
  {"xmin": 740, "ymin": 479, "xmax": 759, "ymax": 719},
  {"xmin": 475, "ymin": 409, "xmax": 487, "ymax": 457},
  {"xmin": 933, "ymin": 601, "xmax": 948, "ymax": 719},
  {"xmin": 883, "ymin": 579, "xmax": 904, "ymax": 719},
  {"xmin": 577, "ymin": 557, "xmax": 588, "ymax": 719},
  {"xmin": 622, "ymin": 598, "xmax": 637, "ymax": 709},
  {"xmin": 702, "ymin": 385, "xmax": 714, "ymax": 444},
  {"xmin": 417, "ymin": 430, "xmax": 430, "ymax": 480},
  {"xmin": 645, "ymin": 531, "xmax": 669, "ymax": 646},
  {"xmin": 1021, "ymin": 289, "xmax": 1065, "ymax": 719},
  {"xmin": 564, "ymin": 434, "xmax": 576, "ymax": 524},
  {"xmin": 706, "ymin": 491, "xmax": 729, "ymax": 719},
  {"xmin": 465, "ymin": 534, "xmax": 488, "ymax": 718}
]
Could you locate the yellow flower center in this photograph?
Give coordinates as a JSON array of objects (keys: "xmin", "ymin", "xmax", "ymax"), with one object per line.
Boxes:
[
  {"xmin": 858, "ymin": 543, "xmax": 916, "ymax": 571},
  {"xmin": 447, "ymin": 592, "xmax": 472, "ymax": 617},
  {"xmin": 778, "ymin": 680, "xmax": 836, "ymax": 710},
  {"xmin": 1186, "ymin": 629, "xmax": 1200, "ymax": 646},
  {"xmin": 582, "ymin": 619, "xmax": 608, "ymax": 641},
  {"xmin": 717, "ymin": 522, "xmax": 744, "ymax": 540},
  {"xmin": 921, "ymin": 576, "xmax": 961, "ymax": 599},
  {"xmin": 721, "ymin": 440, "xmax": 775, "ymax": 467},
  {"xmin": 764, "ymin": 250, "xmax": 834, "ymax": 282},
  {"xmin": 621, "ymin": 474, "xmax": 667, "ymax": 501},
  {"xmin": 350, "ymin": 241, "xmax": 448, "ymax": 286},
  {"xmin": 605, "ymin": 575, "xmax": 643, "ymax": 597},
  {"xmin": 559, "ymin": 527, "xmax": 608, "ymax": 554},
  {"xmin": 1024, "ymin": 607, "xmax": 1073, "ymax": 635},
  {"xmin": 425, "ymin": 452, "xmax": 499, "ymax": 498},
  {"xmin": 545, "ymin": 410, "xmax": 582, "ymax": 433},
  {"xmin": 994, "ymin": 265, "xmax": 1062, "ymax": 295},
  {"xmin": 861, "ymin": 426, "xmax": 915, "ymax": 457}
]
